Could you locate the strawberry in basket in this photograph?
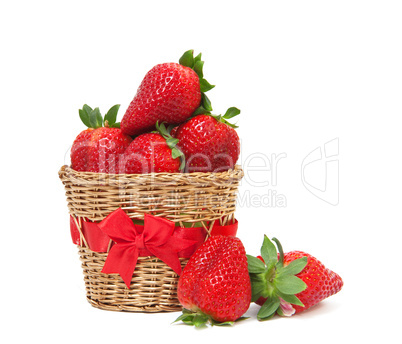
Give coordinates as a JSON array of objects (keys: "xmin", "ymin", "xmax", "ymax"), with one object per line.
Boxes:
[
  {"xmin": 247, "ymin": 236, "xmax": 343, "ymax": 320},
  {"xmin": 120, "ymin": 122, "xmax": 185, "ymax": 173},
  {"xmin": 172, "ymin": 108, "xmax": 241, "ymax": 172},
  {"xmin": 71, "ymin": 104, "xmax": 132, "ymax": 173},
  {"xmin": 121, "ymin": 50, "xmax": 214, "ymax": 136}
]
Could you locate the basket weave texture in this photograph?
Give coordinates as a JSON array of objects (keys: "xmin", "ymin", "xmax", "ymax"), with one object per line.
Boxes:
[{"xmin": 59, "ymin": 165, "xmax": 243, "ymax": 312}]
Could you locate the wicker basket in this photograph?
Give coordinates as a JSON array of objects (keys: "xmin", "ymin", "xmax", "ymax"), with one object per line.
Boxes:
[{"xmin": 59, "ymin": 165, "xmax": 243, "ymax": 312}]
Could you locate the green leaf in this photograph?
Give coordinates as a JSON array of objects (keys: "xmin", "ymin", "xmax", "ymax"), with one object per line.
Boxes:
[
  {"xmin": 172, "ymin": 312, "xmax": 193, "ymax": 324},
  {"xmin": 79, "ymin": 109, "xmax": 91, "ymax": 128},
  {"xmin": 109, "ymin": 122, "xmax": 121, "ymax": 128},
  {"xmin": 79, "ymin": 104, "xmax": 94, "ymax": 128},
  {"xmin": 179, "ymin": 158, "xmax": 186, "ymax": 171},
  {"xmin": 223, "ymin": 107, "xmax": 241, "ymax": 119},
  {"xmin": 89, "ymin": 107, "xmax": 103, "ymax": 128},
  {"xmin": 104, "ymin": 104, "xmax": 120, "ymax": 125},
  {"xmin": 82, "ymin": 104, "xmax": 93, "ymax": 116},
  {"xmin": 179, "ymin": 49, "xmax": 194, "ymax": 68},
  {"xmin": 277, "ymin": 291, "xmax": 305, "ymax": 307},
  {"xmin": 280, "ymin": 257, "xmax": 308, "ymax": 276},
  {"xmin": 275, "ymin": 275, "xmax": 307, "ymax": 295},
  {"xmin": 259, "ymin": 311, "xmax": 276, "ymax": 321},
  {"xmin": 211, "ymin": 316, "xmax": 249, "ymax": 327},
  {"xmin": 193, "ymin": 314, "xmax": 209, "ymax": 327},
  {"xmin": 156, "ymin": 121, "xmax": 170, "ymax": 137},
  {"xmin": 166, "ymin": 137, "xmax": 179, "ymax": 149},
  {"xmin": 194, "ymin": 60, "xmax": 204, "ymax": 78},
  {"xmin": 194, "ymin": 52, "xmax": 202, "ymax": 64},
  {"xmin": 199, "ymin": 78, "xmax": 215, "ymax": 93},
  {"xmin": 172, "ymin": 309, "xmax": 210, "ymax": 327},
  {"xmin": 257, "ymin": 297, "xmax": 280, "ymax": 320},
  {"xmin": 172, "ymin": 147, "xmax": 183, "ymax": 159},
  {"xmin": 172, "ymin": 309, "xmax": 197, "ymax": 325},
  {"xmin": 167, "ymin": 124, "xmax": 177, "ymax": 134},
  {"xmin": 211, "ymin": 320, "xmax": 234, "ymax": 327},
  {"xmin": 247, "ymin": 254, "xmax": 266, "ymax": 274},
  {"xmin": 220, "ymin": 118, "xmax": 239, "ymax": 129},
  {"xmin": 260, "ymin": 235, "xmax": 278, "ymax": 270},
  {"xmin": 192, "ymin": 105, "xmax": 208, "ymax": 116},
  {"xmin": 201, "ymin": 93, "xmax": 213, "ymax": 112},
  {"xmin": 249, "ymin": 275, "xmax": 269, "ymax": 302},
  {"xmin": 155, "ymin": 121, "xmax": 186, "ymax": 169}
]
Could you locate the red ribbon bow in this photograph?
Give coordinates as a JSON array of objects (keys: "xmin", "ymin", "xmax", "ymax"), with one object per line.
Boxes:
[{"xmin": 98, "ymin": 208, "xmax": 197, "ymax": 288}]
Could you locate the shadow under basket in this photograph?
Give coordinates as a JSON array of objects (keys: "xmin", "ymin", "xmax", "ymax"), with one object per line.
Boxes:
[{"xmin": 59, "ymin": 165, "xmax": 243, "ymax": 312}]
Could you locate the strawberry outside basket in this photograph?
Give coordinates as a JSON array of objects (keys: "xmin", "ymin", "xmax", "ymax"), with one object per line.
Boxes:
[{"xmin": 59, "ymin": 165, "xmax": 243, "ymax": 312}]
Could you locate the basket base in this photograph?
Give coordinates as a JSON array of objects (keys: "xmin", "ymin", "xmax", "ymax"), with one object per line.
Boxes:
[
  {"xmin": 78, "ymin": 246, "xmax": 186, "ymax": 312},
  {"xmin": 86, "ymin": 296, "xmax": 183, "ymax": 312}
]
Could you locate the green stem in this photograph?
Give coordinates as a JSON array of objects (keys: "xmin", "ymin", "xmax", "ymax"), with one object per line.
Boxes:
[{"xmin": 272, "ymin": 237, "xmax": 284, "ymax": 266}]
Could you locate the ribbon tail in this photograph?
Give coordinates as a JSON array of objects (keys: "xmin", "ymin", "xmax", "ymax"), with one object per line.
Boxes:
[
  {"xmin": 150, "ymin": 247, "xmax": 183, "ymax": 276},
  {"xmin": 149, "ymin": 237, "xmax": 197, "ymax": 276},
  {"xmin": 102, "ymin": 243, "xmax": 138, "ymax": 288}
]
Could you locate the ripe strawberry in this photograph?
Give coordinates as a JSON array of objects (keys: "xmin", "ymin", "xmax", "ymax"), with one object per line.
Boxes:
[
  {"xmin": 247, "ymin": 236, "xmax": 343, "ymax": 320},
  {"xmin": 173, "ymin": 108, "xmax": 241, "ymax": 173},
  {"xmin": 121, "ymin": 50, "xmax": 215, "ymax": 136},
  {"xmin": 175, "ymin": 235, "xmax": 251, "ymax": 327},
  {"xmin": 71, "ymin": 104, "xmax": 132, "ymax": 173},
  {"xmin": 119, "ymin": 123, "xmax": 184, "ymax": 174}
]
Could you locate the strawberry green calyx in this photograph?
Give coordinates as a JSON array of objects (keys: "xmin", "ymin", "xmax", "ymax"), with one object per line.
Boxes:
[
  {"xmin": 79, "ymin": 104, "xmax": 121, "ymax": 129},
  {"xmin": 179, "ymin": 50, "xmax": 215, "ymax": 116},
  {"xmin": 173, "ymin": 309, "xmax": 248, "ymax": 328},
  {"xmin": 247, "ymin": 235, "xmax": 308, "ymax": 321},
  {"xmin": 211, "ymin": 107, "xmax": 240, "ymax": 129},
  {"xmin": 179, "ymin": 50, "xmax": 215, "ymax": 93},
  {"xmin": 156, "ymin": 121, "xmax": 186, "ymax": 171}
]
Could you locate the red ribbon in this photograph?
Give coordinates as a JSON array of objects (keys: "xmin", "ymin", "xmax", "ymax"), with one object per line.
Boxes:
[
  {"xmin": 70, "ymin": 216, "xmax": 111, "ymax": 252},
  {"xmin": 98, "ymin": 209, "xmax": 198, "ymax": 288},
  {"xmin": 69, "ymin": 210, "xmax": 238, "ymax": 288}
]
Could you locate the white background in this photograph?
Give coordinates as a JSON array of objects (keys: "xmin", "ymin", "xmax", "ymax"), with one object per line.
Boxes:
[{"xmin": 1, "ymin": 1, "xmax": 401, "ymax": 343}]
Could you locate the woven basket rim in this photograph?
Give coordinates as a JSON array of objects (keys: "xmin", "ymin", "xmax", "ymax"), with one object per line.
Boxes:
[
  {"xmin": 59, "ymin": 164, "xmax": 243, "ymax": 178},
  {"xmin": 59, "ymin": 164, "xmax": 244, "ymax": 189},
  {"xmin": 59, "ymin": 164, "xmax": 243, "ymax": 222}
]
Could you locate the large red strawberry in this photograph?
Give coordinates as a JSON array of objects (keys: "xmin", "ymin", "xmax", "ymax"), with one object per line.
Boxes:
[
  {"xmin": 121, "ymin": 50, "xmax": 214, "ymax": 137},
  {"xmin": 71, "ymin": 104, "xmax": 132, "ymax": 173},
  {"xmin": 172, "ymin": 109, "xmax": 240, "ymax": 173},
  {"xmin": 175, "ymin": 235, "xmax": 251, "ymax": 327},
  {"xmin": 247, "ymin": 236, "xmax": 343, "ymax": 320},
  {"xmin": 119, "ymin": 123, "xmax": 184, "ymax": 174}
]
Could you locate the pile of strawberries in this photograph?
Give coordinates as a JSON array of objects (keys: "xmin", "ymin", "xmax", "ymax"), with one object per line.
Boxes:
[{"xmin": 70, "ymin": 50, "xmax": 240, "ymax": 175}]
